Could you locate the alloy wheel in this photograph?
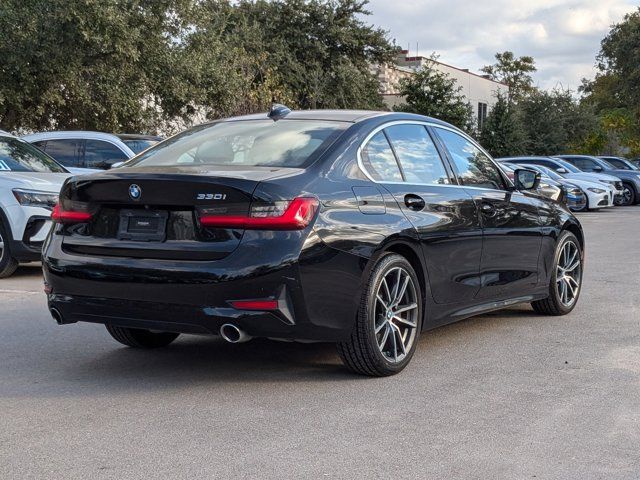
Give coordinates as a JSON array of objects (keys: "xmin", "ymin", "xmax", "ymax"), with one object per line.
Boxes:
[
  {"xmin": 374, "ymin": 266, "xmax": 419, "ymax": 363},
  {"xmin": 621, "ymin": 186, "xmax": 633, "ymax": 206},
  {"xmin": 556, "ymin": 240, "xmax": 582, "ymax": 307},
  {"xmin": 0, "ymin": 229, "xmax": 4, "ymax": 262}
]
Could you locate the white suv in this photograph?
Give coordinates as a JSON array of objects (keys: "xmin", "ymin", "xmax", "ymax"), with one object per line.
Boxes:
[{"xmin": 0, "ymin": 131, "xmax": 70, "ymax": 277}]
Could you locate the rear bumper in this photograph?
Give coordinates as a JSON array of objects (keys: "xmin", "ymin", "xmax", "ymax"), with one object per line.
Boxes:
[{"xmin": 43, "ymin": 230, "xmax": 365, "ymax": 342}]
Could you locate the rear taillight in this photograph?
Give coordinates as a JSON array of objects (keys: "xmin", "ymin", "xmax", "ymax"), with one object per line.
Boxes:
[
  {"xmin": 198, "ymin": 197, "xmax": 319, "ymax": 230},
  {"xmin": 51, "ymin": 203, "xmax": 93, "ymax": 224}
]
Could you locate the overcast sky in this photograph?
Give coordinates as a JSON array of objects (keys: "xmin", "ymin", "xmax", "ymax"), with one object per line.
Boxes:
[{"xmin": 366, "ymin": 0, "xmax": 637, "ymax": 91}]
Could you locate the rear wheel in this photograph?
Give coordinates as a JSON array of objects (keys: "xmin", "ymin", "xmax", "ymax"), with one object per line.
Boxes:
[
  {"xmin": 0, "ymin": 222, "xmax": 19, "ymax": 279},
  {"xmin": 105, "ymin": 325, "xmax": 179, "ymax": 348},
  {"xmin": 531, "ymin": 231, "xmax": 582, "ymax": 316},
  {"xmin": 337, "ymin": 253, "xmax": 422, "ymax": 376}
]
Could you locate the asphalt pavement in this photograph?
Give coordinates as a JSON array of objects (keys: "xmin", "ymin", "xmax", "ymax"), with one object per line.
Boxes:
[{"xmin": 1, "ymin": 207, "xmax": 639, "ymax": 479}]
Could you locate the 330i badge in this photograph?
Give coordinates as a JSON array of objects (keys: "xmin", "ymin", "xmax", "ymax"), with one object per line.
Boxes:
[{"xmin": 43, "ymin": 106, "xmax": 584, "ymax": 376}]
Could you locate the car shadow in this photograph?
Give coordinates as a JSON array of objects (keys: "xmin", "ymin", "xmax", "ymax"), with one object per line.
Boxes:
[
  {"xmin": 6, "ymin": 263, "xmax": 42, "ymax": 279},
  {"xmin": 46, "ymin": 305, "xmax": 540, "ymax": 392}
]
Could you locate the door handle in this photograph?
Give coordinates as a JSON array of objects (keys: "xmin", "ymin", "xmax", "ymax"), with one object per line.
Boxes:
[
  {"xmin": 404, "ymin": 194, "xmax": 426, "ymax": 211},
  {"xmin": 480, "ymin": 202, "xmax": 496, "ymax": 216}
]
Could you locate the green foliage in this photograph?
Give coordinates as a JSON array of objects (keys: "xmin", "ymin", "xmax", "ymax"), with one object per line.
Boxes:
[
  {"xmin": 0, "ymin": 0, "xmax": 201, "ymax": 133},
  {"xmin": 517, "ymin": 89, "xmax": 597, "ymax": 155},
  {"xmin": 598, "ymin": 8, "xmax": 640, "ymax": 112},
  {"xmin": 478, "ymin": 93, "xmax": 526, "ymax": 157},
  {"xmin": 0, "ymin": 0, "xmax": 392, "ymax": 133},
  {"xmin": 394, "ymin": 58, "xmax": 474, "ymax": 132},
  {"xmin": 481, "ymin": 51, "xmax": 536, "ymax": 102},
  {"xmin": 577, "ymin": 7, "xmax": 640, "ymax": 156}
]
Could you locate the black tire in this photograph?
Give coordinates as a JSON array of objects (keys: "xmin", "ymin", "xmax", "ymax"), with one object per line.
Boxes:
[
  {"xmin": 621, "ymin": 183, "xmax": 636, "ymax": 206},
  {"xmin": 105, "ymin": 324, "xmax": 179, "ymax": 348},
  {"xmin": 531, "ymin": 231, "xmax": 583, "ymax": 316},
  {"xmin": 0, "ymin": 221, "xmax": 19, "ymax": 279},
  {"xmin": 337, "ymin": 253, "xmax": 423, "ymax": 377}
]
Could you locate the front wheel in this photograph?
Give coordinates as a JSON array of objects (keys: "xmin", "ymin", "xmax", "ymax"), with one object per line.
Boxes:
[
  {"xmin": 0, "ymin": 222, "xmax": 19, "ymax": 279},
  {"xmin": 620, "ymin": 183, "xmax": 636, "ymax": 206},
  {"xmin": 106, "ymin": 325, "xmax": 180, "ymax": 348},
  {"xmin": 531, "ymin": 231, "xmax": 583, "ymax": 315},
  {"xmin": 337, "ymin": 253, "xmax": 422, "ymax": 376}
]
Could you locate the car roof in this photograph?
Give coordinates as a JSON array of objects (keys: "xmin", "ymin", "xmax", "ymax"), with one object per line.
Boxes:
[
  {"xmin": 497, "ymin": 156, "xmax": 560, "ymax": 162},
  {"xmin": 116, "ymin": 133, "xmax": 163, "ymax": 141},
  {"xmin": 556, "ymin": 154, "xmax": 601, "ymax": 160},
  {"xmin": 216, "ymin": 109, "xmax": 455, "ymax": 128},
  {"xmin": 0, "ymin": 129, "xmax": 15, "ymax": 138},
  {"xmin": 22, "ymin": 130, "xmax": 124, "ymax": 143}
]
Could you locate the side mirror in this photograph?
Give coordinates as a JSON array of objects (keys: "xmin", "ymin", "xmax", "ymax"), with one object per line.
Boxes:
[
  {"xmin": 557, "ymin": 167, "xmax": 568, "ymax": 174},
  {"xmin": 514, "ymin": 168, "xmax": 540, "ymax": 190},
  {"xmin": 593, "ymin": 165, "xmax": 603, "ymax": 172}
]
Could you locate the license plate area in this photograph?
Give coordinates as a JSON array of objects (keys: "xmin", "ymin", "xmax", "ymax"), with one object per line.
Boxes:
[{"xmin": 117, "ymin": 209, "xmax": 168, "ymax": 242}]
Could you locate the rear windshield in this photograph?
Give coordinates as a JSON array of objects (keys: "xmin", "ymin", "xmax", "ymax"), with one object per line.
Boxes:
[
  {"xmin": 127, "ymin": 119, "xmax": 348, "ymax": 169},
  {"xmin": 121, "ymin": 139, "xmax": 159, "ymax": 154},
  {"xmin": 0, "ymin": 137, "xmax": 67, "ymax": 173}
]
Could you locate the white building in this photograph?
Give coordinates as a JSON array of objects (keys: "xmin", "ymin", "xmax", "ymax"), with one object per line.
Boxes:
[{"xmin": 376, "ymin": 50, "xmax": 509, "ymax": 129}]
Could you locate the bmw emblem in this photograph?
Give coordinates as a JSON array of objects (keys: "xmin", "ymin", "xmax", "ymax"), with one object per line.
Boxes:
[{"xmin": 129, "ymin": 184, "xmax": 142, "ymax": 200}]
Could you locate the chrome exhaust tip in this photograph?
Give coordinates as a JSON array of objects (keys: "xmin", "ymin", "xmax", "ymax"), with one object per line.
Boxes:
[
  {"xmin": 50, "ymin": 308, "xmax": 63, "ymax": 325},
  {"xmin": 220, "ymin": 323, "xmax": 252, "ymax": 343}
]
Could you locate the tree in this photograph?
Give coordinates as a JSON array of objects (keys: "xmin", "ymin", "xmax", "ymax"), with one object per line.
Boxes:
[
  {"xmin": 479, "ymin": 93, "xmax": 526, "ymax": 157},
  {"xmin": 394, "ymin": 58, "xmax": 474, "ymax": 132},
  {"xmin": 0, "ymin": 0, "xmax": 211, "ymax": 133},
  {"xmin": 598, "ymin": 8, "xmax": 640, "ymax": 111},
  {"xmin": 481, "ymin": 51, "xmax": 537, "ymax": 102},
  {"xmin": 217, "ymin": 0, "xmax": 393, "ymax": 111},
  {"xmin": 578, "ymin": 7, "xmax": 640, "ymax": 156},
  {"xmin": 517, "ymin": 88, "xmax": 597, "ymax": 155},
  {"xmin": 0, "ymin": 0, "xmax": 393, "ymax": 133}
]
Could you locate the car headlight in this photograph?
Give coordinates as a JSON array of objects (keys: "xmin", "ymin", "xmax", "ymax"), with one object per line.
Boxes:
[
  {"xmin": 12, "ymin": 189, "xmax": 59, "ymax": 210},
  {"xmin": 587, "ymin": 188, "xmax": 606, "ymax": 194}
]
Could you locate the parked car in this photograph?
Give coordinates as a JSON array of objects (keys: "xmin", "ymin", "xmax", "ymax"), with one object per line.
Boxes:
[
  {"xmin": 501, "ymin": 160, "xmax": 611, "ymax": 211},
  {"xmin": 22, "ymin": 131, "xmax": 139, "ymax": 171},
  {"xmin": 557, "ymin": 155, "xmax": 640, "ymax": 206},
  {"xmin": 497, "ymin": 156, "xmax": 623, "ymax": 204},
  {"xmin": 598, "ymin": 156, "xmax": 640, "ymax": 171},
  {"xmin": 515, "ymin": 164, "xmax": 588, "ymax": 212},
  {"xmin": 0, "ymin": 131, "xmax": 71, "ymax": 277},
  {"xmin": 44, "ymin": 108, "xmax": 585, "ymax": 376},
  {"xmin": 499, "ymin": 162, "xmax": 566, "ymax": 204}
]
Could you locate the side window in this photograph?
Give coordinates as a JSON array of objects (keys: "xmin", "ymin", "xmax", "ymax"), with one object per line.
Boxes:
[
  {"xmin": 572, "ymin": 158, "xmax": 597, "ymax": 171},
  {"xmin": 42, "ymin": 139, "xmax": 80, "ymax": 167},
  {"xmin": 384, "ymin": 124, "xmax": 450, "ymax": 185},
  {"xmin": 360, "ymin": 131, "xmax": 403, "ymax": 182},
  {"xmin": 84, "ymin": 140, "xmax": 129, "ymax": 169},
  {"xmin": 32, "ymin": 140, "xmax": 47, "ymax": 150},
  {"xmin": 537, "ymin": 160, "xmax": 555, "ymax": 169},
  {"xmin": 435, "ymin": 128, "xmax": 506, "ymax": 190}
]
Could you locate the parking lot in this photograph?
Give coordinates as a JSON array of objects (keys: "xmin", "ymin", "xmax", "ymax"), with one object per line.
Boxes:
[{"xmin": 0, "ymin": 207, "xmax": 638, "ymax": 479}]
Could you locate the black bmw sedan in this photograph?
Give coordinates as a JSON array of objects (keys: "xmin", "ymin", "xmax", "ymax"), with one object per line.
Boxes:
[{"xmin": 43, "ymin": 108, "xmax": 584, "ymax": 376}]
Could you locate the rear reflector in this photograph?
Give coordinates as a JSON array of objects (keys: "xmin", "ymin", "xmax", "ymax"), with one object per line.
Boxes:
[
  {"xmin": 199, "ymin": 197, "xmax": 319, "ymax": 230},
  {"xmin": 51, "ymin": 204, "xmax": 92, "ymax": 224},
  {"xmin": 229, "ymin": 300, "xmax": 278, "ymax": 311}
]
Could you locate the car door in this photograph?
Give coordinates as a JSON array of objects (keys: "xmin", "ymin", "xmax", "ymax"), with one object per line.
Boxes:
[
  {"xmin": 432, "ymin": 127, "xmax": 542, "ymax": 300},
  {"xmin": 359, "ymin": 123, "xmax": 483, "ymax": 304},
  {"xmin": 83, "ymin": 140, "xmax": 130, "ymax": 169}
]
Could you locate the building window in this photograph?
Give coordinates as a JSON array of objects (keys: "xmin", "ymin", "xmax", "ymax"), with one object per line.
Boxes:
[{"xmin": 478, "ymin": 102, "xmax": 488, "ymax": 129}]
